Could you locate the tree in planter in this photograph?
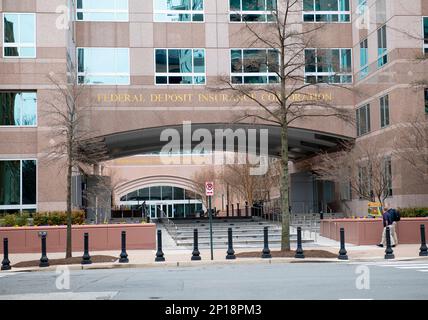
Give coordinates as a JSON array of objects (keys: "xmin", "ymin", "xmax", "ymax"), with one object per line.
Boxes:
[
  {"xmin": 44, "ymin": 69, "xmax": 109, "ymax": 258},
  {"xmin": 216, "ymin": 1, "xmax": 353, "ymax": 250},
  {"xmin": 313, "ymin": 139, "xmax": 393, "ymax": 207}
]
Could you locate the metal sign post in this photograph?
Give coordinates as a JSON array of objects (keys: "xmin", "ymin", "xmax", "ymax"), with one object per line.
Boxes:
[{"xmin": 206, "ymin": 182, "xmax": 214, "ymax": 260}]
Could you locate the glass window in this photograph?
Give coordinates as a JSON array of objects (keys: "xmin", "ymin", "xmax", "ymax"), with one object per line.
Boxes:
[
  {"xmin": 162, "ymin": 186, "xmax": 173, "ymax": 200},
  {"xmin": 77, "ymin": 47, "xmax": 130, "ymax": 85},
  {"xmin": 230, "ymin": 49, "xmax": 279, "ymax": 84},
  {"xmin": 384, "ymin": 157, "xmax": 392, "ymax": 197},
  {"xmin": 154, "ymin": 0, "xmax": 204, "ymax": 22},
  {"xmin": 304, "ymin": 48, "xmax": 352, "ymax": 84},
  {"xmin": 424, "ymin": 17, "xmax": 428, "ymax": 54},
  {"xmin": 229, "ymin": 0, "xmax": 277, "ymax": 23},
  {"xmin": 380, "ymin": 95, "xmax": 390, "ymax": 128},
  {"xmin": 359, "ymin": 39, "xmax": 368, "ymax": 79},
  {"xmin": 0, "ymin": 160, "xmax": 37, "ymax": 211},
  {"xmin": 173, "ymin": 187, "xmax": 184, "ymax": 200},
  {"xmin": 356, "ymin": 104, "xmax": 371, "ymax": 136},
  {"xmin": 425, "ymin": 89, "xmax": 428, "ymax": 114},
  {"xmin": 155, "ymin": 49, "xmax": 206, "ymax": 85},
  {"xmin": 76, "ymin": 0, "xmax": 129, "ymax": 21},
  {"xmin": 0, "ymin": 92, "xmax": 37, "ymax": 126},
  {"xmin": 3, "ymin": 13, "xmax": 36, "ymax": 58},
  {"xmin": 377, "ymin": 25, "xmax": 388, "ymax": 68},
  {"xmin": 303, "ymin": 0, "xmax": 350, "ymax": 23},
  {"xmin": 150, "ymin": 186, "xmax": 161, "ymax": 200}
]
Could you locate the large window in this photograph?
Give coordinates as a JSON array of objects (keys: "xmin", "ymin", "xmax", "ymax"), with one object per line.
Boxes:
[
  {"xmin": 0, "ymin": 160, "xmax": 37, "ymax": 214},
  {"xmin": 424, "ymin": 17, "xmax": 428, "ymax": 54},
  {"xmin": 0, "ymin": 92, "xmax": 37, "ymax": 126},
  {"xmin": 229, "ymin": 0, "xmax": 277, "ymax": 23},
  {"xmin": 425, "ymin": 88, "xmax": 428, "ymax": 114},
  {"xmin": 303, "ymin": 0, "xmax": 350, "ymax": 23},
  {"xmin": 383, "ymin": 156, "xmax": 392, "ymax": 197},
  {"xmin": 3, "ymin": 13, "xmax": 36, "ymax": 58},
  {"xmin": 230, "ymin": 49, "xmax": 279, "ymax": 84},
  {"xmin": 304, "ymin": 48, "xmax": 352, "ymax": 84},
  {"xmin": 377, "ymin": 25, "xmax": 388, "ymax": 68},
  {"xmin": 356, "ymin": 104, "xmax": 370, "ymax": 136},
  {"xmin": 76, "ymin": 0, "xmax": 129, "ymax": 21},
  {"xmin": 155, "ymin": 49, "xmax": 206, "ymax": 85},
  {"xmin": 359, "ymin": 39, "xmax": 368, "ymax": 79},
  {"xmin": 154, "ymin": 0, "xmax": 204, "ymax": 22},
  {"xmin": 77, "ymin": 48, "xmax": 130, "ymax": 85},
  {"xmin": 380, "ymin": 94, "xmax": 389, "ymax": 128}
]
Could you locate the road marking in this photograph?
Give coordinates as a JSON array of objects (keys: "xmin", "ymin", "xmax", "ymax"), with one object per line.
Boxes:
[
  {"xmin": 339, "ymin": 299, "xmax": 373, "ymax": 300},
  {"xmin": 373, "ymin": 262, "xmax": 428, "ymax": 273},
  {"xmin": 0, "ymin": 291, "xmax": 119, "ymax": 300},
  {"xmin": 0, "ymin": 273, "xmax": 16, "ymax": 278},
  {"xmin": 418, "ymin": 270, "xmax": 428, "ymax": 272}
]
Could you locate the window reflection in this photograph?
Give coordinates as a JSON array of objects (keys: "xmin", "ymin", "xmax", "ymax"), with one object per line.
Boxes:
[{"xmin": 0, "ymin": 92, "xmax": 37, "ymax": 126}]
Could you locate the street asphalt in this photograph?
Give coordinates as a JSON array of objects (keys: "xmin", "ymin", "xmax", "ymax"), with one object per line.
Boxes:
[{"xmin": 0, "ymin": 261, "xmax": 427, "ymax": 300}]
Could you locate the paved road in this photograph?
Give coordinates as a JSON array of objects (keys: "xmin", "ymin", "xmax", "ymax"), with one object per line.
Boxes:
[{"xmin": 0, "ymin": 261, "xmax": 427, "ymax": 300}]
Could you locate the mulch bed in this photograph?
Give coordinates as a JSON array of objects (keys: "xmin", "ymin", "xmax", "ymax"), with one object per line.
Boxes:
[
  {"xmin": 236, "ymin": 250, "xmax": 338, "ymax": 259},
  {"xmin": 12, "ymin": 255, "xmax": 118, "ymax": 268}
]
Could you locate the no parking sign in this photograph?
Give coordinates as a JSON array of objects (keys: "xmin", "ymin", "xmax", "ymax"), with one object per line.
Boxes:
[{"xmin": 205, "ymin": 181, "xmax": 214, "ymax": 196}]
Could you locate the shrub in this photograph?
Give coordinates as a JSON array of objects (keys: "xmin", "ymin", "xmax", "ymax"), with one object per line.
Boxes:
[
  {"xmin": 398, "ymin": 207, "xmax": 428, "ymax": 218},
  {"xmin": 15, "ymin": 213, "xmax": 29, "ymax": 226},
  {"xmin": 33, "ymin": 211, "xmax": 86, "ymax": 226},
  {"xmin": 33, "ymin": 213, "xmax": 49, "ymax": 226},
  {"xmin": 3, "ymin": 214, "xmax": 17, "ymax": 227}
]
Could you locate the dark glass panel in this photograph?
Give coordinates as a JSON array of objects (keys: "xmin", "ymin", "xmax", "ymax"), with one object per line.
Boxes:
[{"xmin": 22, "ymin": 160, "xmax": 36, "ymax": 205}]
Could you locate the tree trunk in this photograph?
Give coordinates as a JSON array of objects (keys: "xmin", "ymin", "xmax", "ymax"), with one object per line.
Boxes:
[
  {"xmin": 280, "ymin": 124, "xmax": 290, "ymax": 251},
  {"xmin": 66, "ymin": 149, "xmax": 73, "ymax": 258}
]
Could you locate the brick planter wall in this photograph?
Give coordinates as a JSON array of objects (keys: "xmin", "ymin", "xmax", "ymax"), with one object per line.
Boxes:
[
  {"xmin": 0, "ymin": 223, "xmax": 156, "ymax": 254},
  {"xmin": 320, "ymin": 218, "xmax": 428, "ymax": 245}
]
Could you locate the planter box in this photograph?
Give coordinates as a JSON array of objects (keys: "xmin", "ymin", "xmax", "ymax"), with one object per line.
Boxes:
[
  {"xmin": 0, "ymin": 223, "xmax": 156, "ymax": 254},
  {"xmin": 320, "ymin": 218, "xmax": 428, "ymax": 245}
]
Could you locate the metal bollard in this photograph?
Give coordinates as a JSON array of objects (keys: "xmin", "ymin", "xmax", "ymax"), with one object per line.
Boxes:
[
  {"xmin": 226, "ymin": 228, "xmax": 236, "ymax": 260},
  {"xmin": 295, "ymin": 227, "xmax": 304, "ymax": 259},
  {"xmin": 261, "ymin": 227, "xmax": 272, "ymax": 259},
  {"xmin": 81, "ymin": 233, "xmax": 92, "ymax": 265},
  {"xmin": 245, "ymin": 202, "xmax": 249, "ymax": 217},
  {"xmin": 191, "ymin": 229, "xmax": 201, "ymax": 261},
  {"xmin": 338, "ymin": 228, "xmax": 348, "ymax": 260},
  {"xmin": 384, "ymin": 227, "xmax": 395, "ymax": 259},
  {"xmin": 39, "ymin": 234, "xmax": 49, "ymax": 267},
  {"xmin": 119, "ymin": 231, "xmax": 129, "ymax": 263},
  {"xmin": 155, "ymin": 229, "xmax": 165, "ymax": 262},
  {"xmin": 419, "ymin": 224, "xmax": 428, "ymax": 257},
  {"xmin": 231, "ymin": 204, "xmax": 234, "ymax": 217},
  {"xmin": 237, "ymin": 203, "xmax": 240, "ymax": 217},
  {"xmin": 226, "ymin": 204, "xmax": 229, "ymax": 217},
  {"xmin": 1, "ymin": 238, "xmax": 11, "ymax": 271}
]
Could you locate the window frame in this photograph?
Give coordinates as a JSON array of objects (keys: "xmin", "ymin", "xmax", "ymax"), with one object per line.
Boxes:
[
  {"xmin": 0, "ymin": 91, "xmax": 38, "ymax": 128},
  {"xmin": 76, "ymin": 47, "xmax": 131, "ymax": 86},
  {"xmin": 356, "ymin": 103, "xmax": 371, "ymax": 137},
  {"xmin": 0, "ymin": 159, "xmax": 38, "ymax": 213},
  {"xmin": 153, "ymin": 0, "xmax": 205, "ymax": 23},
  {"xmin": 2, "ymin": 12, "xmax": 36, "ymax": 59},
  {"xmin": 377, "ymin": 24, "xmax": 388, "ymax": 68},
  {"xmin": 302, "ymin": 0, "xmax": 351, "ymax": 23},
  {"xmin": 229, "ymin": 0, "xmax": 277, "ymax": 23},
  {"xmin": 229, "ymin": 48, "xmax": 280, "ymax": 85},
  {"xmin": 75, "ymin": 0, "xmax": 129, "ymax": 22},
  {"xmin": 383, "ymin": 156, "xmax": 393, "ymax": 197},
  {"xmin": 304, "ymin": 48, "xmax": 353, "ymax": 84},
  {"xmin": 359, "ymin": 38, "xmax": 369, "ymax": 80},
  {"xmin": 423, "ymin": 17, "xmax": 428, "ymax": 54},
  {"xmin": 154, "ymin": 48, "xmax": 206, "ymax": 86},
  {"xmin": 380, "ymin": 94, "xmax": 390, "ymax": 128}
]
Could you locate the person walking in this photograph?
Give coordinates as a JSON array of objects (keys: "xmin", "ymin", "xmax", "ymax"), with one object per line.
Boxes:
[{"xmin": 377, "ymin": 203, "xmax": 398, "ymax": 247}]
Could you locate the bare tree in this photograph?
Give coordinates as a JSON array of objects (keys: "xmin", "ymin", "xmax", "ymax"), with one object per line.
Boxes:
[
  {"xmin": 43, "ymin": 68, "xmax": 109, "ymax": 258},
  {"xmin": 190, "ymin": 166, "xmax": 217, "ymax": 209},
  {"xmin": 216, "ymin": 1, "xmax": 353, "ymax": 250},
  {"xmin": 393, "ymin": 115, "xmax": 428, "ymax": 181},
  {"xmin": 313, "ymin": 139, "xmax": 393, "ymax": 207}
]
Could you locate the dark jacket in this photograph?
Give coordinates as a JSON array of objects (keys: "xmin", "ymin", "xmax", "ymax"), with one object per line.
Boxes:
[{"xmin": 382, "ymin": 210, "xmax": 394, "ymax": 227}]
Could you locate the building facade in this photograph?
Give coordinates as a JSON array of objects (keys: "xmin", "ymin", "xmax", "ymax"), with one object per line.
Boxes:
[{"xmin": 0, "ymin": 0, "xmax": 427, "ymax": 218}]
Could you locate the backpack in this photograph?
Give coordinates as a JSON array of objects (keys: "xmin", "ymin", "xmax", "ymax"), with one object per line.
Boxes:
[{"xmin": 390, "ymin": 209, "xmax": 401, "ymax": 222}]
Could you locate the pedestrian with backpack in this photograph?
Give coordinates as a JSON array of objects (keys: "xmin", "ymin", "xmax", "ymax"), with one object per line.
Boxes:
[{"xmin": 377, "ymin": 202, "xmax": 399, "ymax": 247}]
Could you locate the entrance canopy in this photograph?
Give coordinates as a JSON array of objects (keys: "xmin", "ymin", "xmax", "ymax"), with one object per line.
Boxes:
[{"xmin": 92, "ymin": 123, "xmax": 353, "ymax": 161}]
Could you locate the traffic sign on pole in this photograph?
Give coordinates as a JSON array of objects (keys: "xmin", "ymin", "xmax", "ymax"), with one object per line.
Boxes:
[
  {"xmin": 205, "ymin": 181, "xmax": 214, "ymax": 196},
  {"xmin": 205, "ymin": 181, "xmax": 214, "ymax": 260}
]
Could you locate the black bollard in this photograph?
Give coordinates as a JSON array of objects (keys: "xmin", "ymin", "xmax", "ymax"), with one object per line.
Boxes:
[
  {"xmin": 226, "ymin": 204, "xmax": 229, "ymax": 217},
  {"xmin": 295, "ymin": 227, "xmax": 304, "ymax": 258},
  {"xmin": 384, "ymin": 226, "xmax": 395, "ymax": 259},
  {"xmin": 155, "ymin": 229, "xmax": 165, "ymax": 262},
  {"xmin": 231, "ymin": 204, "xmax": 234, "ymax": 217},
  {"xmin": 237, "ymin": 203, "xmax": 240, "ymax": 217},
  {"xmin": 419, "ymin": 224, "xmax": 428, "ymax": 257},
  {"xmin": 39, "ymin": 234, "xmax": 49, "ymax": 267},
  {"xmin": 261, "ymin": 227, "xmax": 272, "ymax": 259},
  {"xmin": 81, "ymin": 233, "xmax": 92, "ymax": 265},
  {"xmin": 226, "ymin": 228, "xmax": 236, "ymax": 260},
  {"xmin": 191, "ymin": 229, "xmax": 201, "ymax": 261},
  {"xmin": 119, "ymin": 231, "xmax": 129, "ymax": 263},
  {"xmin": 338, "ymin": 228, "xmax": 348, "ymax": 260},
  {"xmin": 1, "ymin": 238, "xmax": 11, "ymax": 271}
]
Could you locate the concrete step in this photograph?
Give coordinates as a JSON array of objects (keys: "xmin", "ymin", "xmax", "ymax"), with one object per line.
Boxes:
[{"xmin": 176, "ymin": 238, "xmax": 314, "ymax": 247}]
